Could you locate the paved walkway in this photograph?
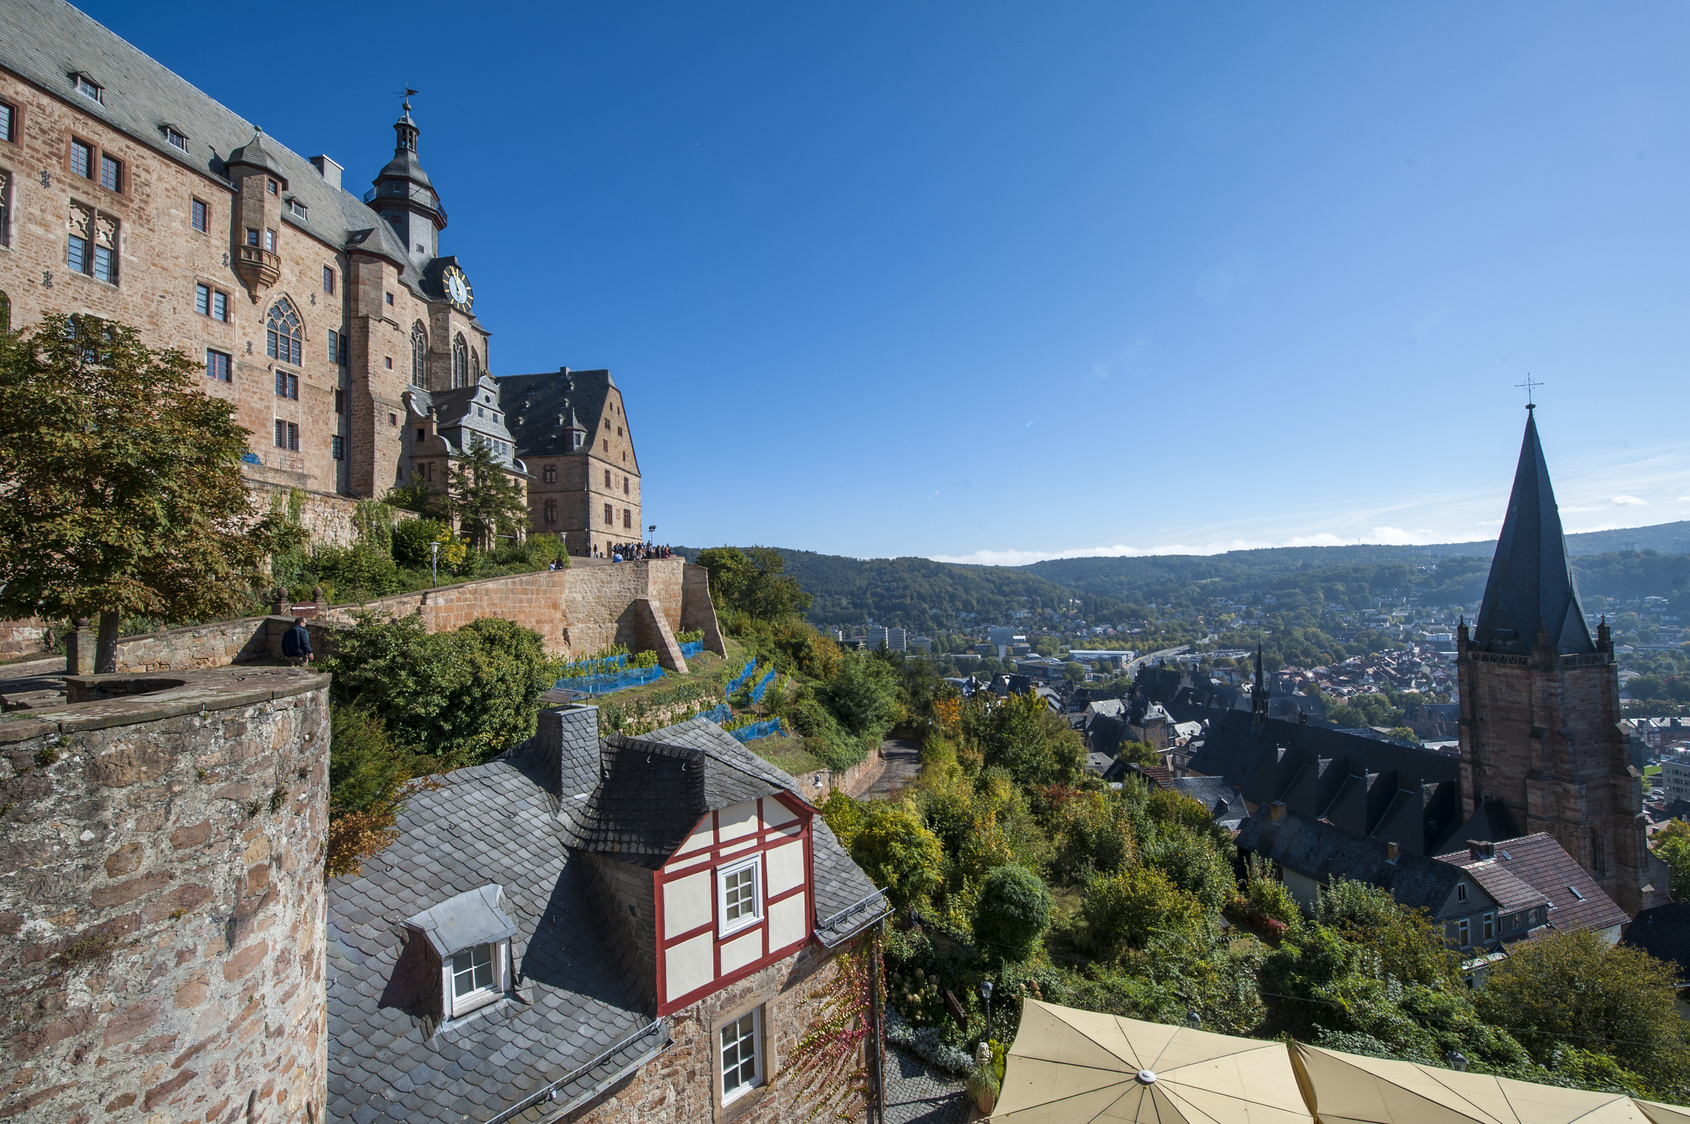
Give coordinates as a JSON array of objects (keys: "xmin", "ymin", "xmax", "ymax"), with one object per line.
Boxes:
[
  {"xmin": 862, "ymin": 736, "xmax": 923, "ymax": 801},
  {"xmin": 882, "ymin": 1046, "xmax": 973, "ymax": 1124}
]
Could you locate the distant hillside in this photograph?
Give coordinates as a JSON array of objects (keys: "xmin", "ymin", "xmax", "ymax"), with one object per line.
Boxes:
[{"xmin": 676, "ymin": 521, "xmax": 1690, "ymax": 629}]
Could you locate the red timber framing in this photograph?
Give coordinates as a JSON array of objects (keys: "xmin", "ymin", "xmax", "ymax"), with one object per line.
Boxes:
[{"xmin": 652, "ymin": 793, "xmax": 815, "ymax": 1016}]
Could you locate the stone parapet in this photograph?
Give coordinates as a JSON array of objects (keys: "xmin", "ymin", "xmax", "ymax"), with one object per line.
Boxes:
[{"xmin": 0, "ymin": 667, "xmax": 331, "ymax": 1123}]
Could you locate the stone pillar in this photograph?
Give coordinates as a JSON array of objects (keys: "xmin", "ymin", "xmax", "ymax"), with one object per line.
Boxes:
[{"xmin": 65, "ymin": 618, "xmax": 95, "ymax": 675}]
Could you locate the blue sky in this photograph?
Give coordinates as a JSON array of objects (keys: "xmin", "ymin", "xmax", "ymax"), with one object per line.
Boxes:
[{"xmin": 85, "ymin": 1, "xmax": 1690, "ymax": 562}]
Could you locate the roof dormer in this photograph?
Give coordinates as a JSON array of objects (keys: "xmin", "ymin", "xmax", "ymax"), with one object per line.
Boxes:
[{"xmin": 401, "ymin": 884, "xmax": 518, "ymax": 1024}]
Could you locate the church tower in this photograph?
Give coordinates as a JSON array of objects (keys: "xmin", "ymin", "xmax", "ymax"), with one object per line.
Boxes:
[
  {"xmin": 1457, "ymin": 407, "xmax": 1667, "ymax": 915},
  {"xmin": 370, "ymin": 99, "xmax": 446, "ymax": 271}
]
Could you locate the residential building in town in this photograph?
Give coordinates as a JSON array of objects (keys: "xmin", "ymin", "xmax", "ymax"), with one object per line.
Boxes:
[{"xmin": 1457, "ymin": 408, "xmax": 1670, "ymax": 915}]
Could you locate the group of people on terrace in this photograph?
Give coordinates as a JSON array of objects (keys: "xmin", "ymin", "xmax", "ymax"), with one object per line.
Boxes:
[{"xmin": 610, "ymin": 542, "xmax": 673, "ymax": 562}]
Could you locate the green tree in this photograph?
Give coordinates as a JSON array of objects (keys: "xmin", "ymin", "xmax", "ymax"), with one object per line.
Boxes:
[
  {"xmin": 820, "ymin": 651, "xmax": 901, "ymax": 739},
  {"xmin": 959, "ymin": 691, "xmax": 1084, "ymax": 788},
  {"xmin": 1475, "ymin": 929, "xmax": 1690, "ymax": 1094},
  {"xmin": 448, "ymin": 435, "xmax": 528, "ymax": 551},
  {"xmin": 825, "ymin": 795, "xmax": 944, "ymax": 911},
  {"xmin": 696, "ymin": 546, "xmax": 813, "ymax": 619},
  {"xmin": 1076, "ymin": 865, "xmax": 1209, "ymax": 962},
  {"xmin": 973, "ymin": 864, "xmax": 1053, "ymax": 963},
  {"xmin": 324, "ymin": 612, "xmax": 556, "ymax": 768},
  {"xmin": 1655, "ymin": 820, "xmax": 1690, "ymax": 903},
  {"xmin": 325, "ymin": 704, "xmax": 418, "ymax": 878},
  {"xmin": 0, "ymin": 314, "xmax": 292, "ymax": 671}
]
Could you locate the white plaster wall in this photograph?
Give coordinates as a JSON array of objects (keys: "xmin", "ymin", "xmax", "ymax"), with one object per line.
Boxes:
[
  {"xmin": 719, "ymin": 801, "xmax": 758, "ymax": 841},
  {"xmin": 664, "ymin": 871, "xmax": 712, "ymax": 939},
  {"xmin": 665, "ymin": 932, "xmax": 713, "ymax": 1001},
  {"xmin": 719, "ymin": 928, "xmax": 763, "ymax": 975},
  {"xmin": 769, "ymin": 892, "xmax": 807, "ymax": 950},
  {"xmin": 765, "ymin": 841, "xmax": 804, "ymax": 897}
]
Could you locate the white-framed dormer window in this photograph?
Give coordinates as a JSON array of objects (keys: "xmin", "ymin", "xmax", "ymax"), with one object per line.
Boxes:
[
  {"xmin": 718, "ymin": 855, "xmax": 762, "ymax": 936},
  {"xmin": 73, "ymin": 74, "xmax": 102, "ymax": 103},
  {"xmin": 720, "ymin": 1007, "xmax": 763, "ymax": 1103},
  {"xmin": 164, "ymin": 126, "xmax": 188, "ymax": 151},
  {"xmin": 448, "ymin": 942, "xmax": 507, "ymax": 1019},
  {"xmin": 288, "ymin": 198, "xmax": 307, "ymax": 218}
]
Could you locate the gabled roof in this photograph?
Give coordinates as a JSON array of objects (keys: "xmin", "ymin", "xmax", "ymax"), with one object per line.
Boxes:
[
  {"xmin": 1471, "ymin": 411, "xmax": 1594, "ymax": 655},
  {"xmin": 1160, "ymin": 776, "xmax": 1248, "ymax": 830},
  {"xmin": 403, "ymin": 884, "xmax": 518, "ymax": 958},
  {"xmin": 498, "ymin": 369, "xmax": 631, "ymax": 466},
  {"xmin": 1434, "ymin": 834, "xmax": 1627, "ymax": 935},
  {"xmin": 1239, "ymin": 809, "xmax": 1474, "ymax": 916}
]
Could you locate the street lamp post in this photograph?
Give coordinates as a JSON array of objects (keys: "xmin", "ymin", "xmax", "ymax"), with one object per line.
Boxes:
[
  {"xmin": 429, "ymin": 540, "xmax": 440, "ymax": 588},
  {"xmin": 647, "ymin": 523, "xmax": 656, "ymax": 545},
  {"xmin": 979, "ymin": 979, "xmax": 993, "ymax": 1041}
]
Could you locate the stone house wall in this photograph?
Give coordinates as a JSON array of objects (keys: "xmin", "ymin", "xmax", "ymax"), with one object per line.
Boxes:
[
  {"xmin": 0, "ymin": 667, "xmax": 330, "ymax": 1123},
  {"xmin": 574, "ymin": 943, "xmax": 863, "ymax": 1124},
  {"xmin": 0, "ymin": 617, "xmax": 49, "ymax": 661}
]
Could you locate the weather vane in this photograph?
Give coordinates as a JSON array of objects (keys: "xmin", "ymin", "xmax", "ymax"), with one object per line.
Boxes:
[
  {"xmin": 396, "ymin": 86, "xmax": 418, "ymax": 109},
  {"xmin": 1516, "ymin": 374, "xmax": 1542, "ymax": 410}
]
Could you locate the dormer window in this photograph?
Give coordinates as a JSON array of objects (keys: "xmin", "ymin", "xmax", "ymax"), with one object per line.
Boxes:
[
  {"xmin": 165, "ymin": 126, "xmax": 188, "ymax": 151},
  {"xmin": 73, "ymin": 74, "xmax": 102, "ymax": 102},
  {"xmin": 288, "ymin": 198, "xmax": 308, "ymax": 218},
  {"xmin": 718, "ymin": 856, "xmax": 762, "ymax": 936},
  {"xmin": 403, "ymin": 885, "xmax": 517, "ymax": 1023}
]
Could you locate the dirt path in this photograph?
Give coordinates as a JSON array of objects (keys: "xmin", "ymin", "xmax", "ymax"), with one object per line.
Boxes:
[{"xmin": 863, "ymin": 735, "xmax": 923, "ymax": 801}]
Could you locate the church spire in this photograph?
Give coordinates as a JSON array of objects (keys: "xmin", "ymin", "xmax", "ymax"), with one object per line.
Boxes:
[{"xmin": 1471, "ymin": 408, "xmax": 1593, "ymax": 655}]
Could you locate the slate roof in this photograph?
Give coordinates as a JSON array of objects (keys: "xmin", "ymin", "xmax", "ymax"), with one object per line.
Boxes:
[
  {"xmin": 0, "ymin": 0, "xmax": 465, "ymax": 309},
  {"xmin": 328, "ymin": 713, "xmax": 884, "ymax": 1123},
  {"xmin": 1622, "ymin": 901, "xmax": 1690, "ymax": 984},
  {"xmin": 1434, "ymin": 833, "xmax": 1627, "ymax": 935},
  {"xmin": 327, "ymin": 757, "xmax": 658, "ymax": 1124},
  {"xmin": 1471, "ymin": 411, "xmax": 1595, "ymax": 655},
  {"xmin": 1239, "ymin": 809, "xmax": 1471, "ymax": 916},
  {"xmin": 497, "ymin": 369, "xmax": 632, "ymax": 467},
  {"xmin": 1159, "ymin": 776, "xmax": 1248, "ymax": 831}
]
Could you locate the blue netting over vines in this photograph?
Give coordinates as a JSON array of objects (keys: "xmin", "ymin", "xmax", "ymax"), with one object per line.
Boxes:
[
  {"xmin": 679, "ymin": 641, "xmax": 704, "ymax": 659},
  {"xmin": 749, "ymin": 668, "xmax": 778, "ymax": 703},
  {"xmin": 729, "ymin": 718, "xmax": 783, "ymax": 743},
  {"xmin": 700, "ymin": 704, "xmax": 733, "ymax": 725},
  {"xmin": 725, "ymin": 660, "xmax": 757, "ymax": 695},
  {"xmin": 554, "ymin": 665, "xmax": 667, "ymax": 695}
]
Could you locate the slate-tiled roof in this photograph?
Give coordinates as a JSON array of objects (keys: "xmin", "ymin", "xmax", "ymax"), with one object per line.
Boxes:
[
  {"xmin": 1622, "ymin": 901, "xmax": 1690, "ymax": 983},
  {"xmin": 327, "ymin": 758, "xmax": 658, "ymax": 1124},
  {"xmin": 1239, "ymin": 808, "xmax": 1471, "ymax": 915},
  {"xmin": 0, "ymin": 0, "xmax": 466, "ymax": 306},
  {"xmin": 497, "ymin": 369, "xmax": 630, "ymax": 466},
  {"xmin": 329, "ymin": 712, "xmax": 885, "ymax": 1123},
  {"xmin": 1159, "ymin": 776, "xmax": 1248, "ymax": 831},
  {"xmin": 1434, "ymin": 834, "xmax": 1627, "ymax": 935}
]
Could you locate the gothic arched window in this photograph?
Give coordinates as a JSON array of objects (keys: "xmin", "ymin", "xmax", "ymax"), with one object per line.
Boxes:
[
  {"xmin": 265, "ymin": 298, "xmax": 302, "ymax": 366},
  {"xmin": 410, "ymin": 323, "xmax": 427, "ymax": 388},
  {"xmin": 452, "ymin": 334, "xmax": 468, "ymax": 388}
]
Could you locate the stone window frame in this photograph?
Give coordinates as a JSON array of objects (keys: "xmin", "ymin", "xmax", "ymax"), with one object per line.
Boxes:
[
  {"xmin": 603, "ymin": 503, "xmax": 613, "ymax": 526},
  {"xmin": 99, "ymin": 152, "xmax": 122, "ymax": 192},
  {"xmin": 322, "ymin": 264, "xmax": 336, "ymax": 294},
  {"xmin": 542, "ymin": 464, "xmax": 557, "ymax": 484},
  {"xmin": 0, "ymin": 167, "xmax": 11, "ymax": 247},
  {"xmin": 205, "ymin": 348, "xmax": 231, "ymax": 383},
  {"xmin": 410, "ymin": 322, "xmax": 427, "ymax": 388},
  {"xmin": 190, "ymin": 196, "xmax": 209, "ymax": 233},
  {"xmin": 0, "ymin": 97, "xmax": 15, "ymax": 144},
  {"xmin": 331, "ymin": 434, "xmax": 344, "ymax": 461},
  {"xmin": 709, "ymin": 993, "xmax": 779, "ymax": 1122},
  {"xmin": 195, "ymin": 282, "xmax": 230, "ymax": 323},
  {"xmin": 69, "ymin": 136, "xmax": 94, "ymax": 180},
  {"xmin": 274, "ymin": 419, "xmax": 299, "ymax": 451},
  {"xmin": 543, "ymin": 498, "xmax": 557, "ymax": 524},
  {"xmin": 452, "ymin": 333, "xmax": 468, "ymax": 388},
  {"xmin": 72, "ymin": 73, "xmax": 103, "ymax": 103}
]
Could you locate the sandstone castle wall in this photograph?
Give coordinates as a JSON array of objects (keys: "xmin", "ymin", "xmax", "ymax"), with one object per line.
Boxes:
[{"xmin": 0, "ymin": 668, "xmax": 330, "ymax": 1123}]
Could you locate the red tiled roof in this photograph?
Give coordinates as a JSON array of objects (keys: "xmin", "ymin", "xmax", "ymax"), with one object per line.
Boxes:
[{"xmin": 1436, "ymin": 833, "xmax": 1628, "ymax": 935}]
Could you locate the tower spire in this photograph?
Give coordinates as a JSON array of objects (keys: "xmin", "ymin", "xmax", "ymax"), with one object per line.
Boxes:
[{"xmin": 1471, "ymin": 409, "xmax": 1593, "ymax": 655}]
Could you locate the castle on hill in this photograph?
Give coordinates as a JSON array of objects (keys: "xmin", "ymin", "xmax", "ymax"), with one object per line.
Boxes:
[{"xmin": 0, "ymin": 0, "xmax": 639, "ymax": 558}]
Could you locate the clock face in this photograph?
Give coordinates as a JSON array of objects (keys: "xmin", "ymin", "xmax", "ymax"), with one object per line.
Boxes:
[{"xmin": 443, "ymin": 266, "xmax": 473, "ymax": 311}]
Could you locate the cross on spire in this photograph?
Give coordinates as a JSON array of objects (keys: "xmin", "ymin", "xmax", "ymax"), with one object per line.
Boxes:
[{"xmin": 1516, "ymin": 374, "xmax": 1542, "ymax": 410}]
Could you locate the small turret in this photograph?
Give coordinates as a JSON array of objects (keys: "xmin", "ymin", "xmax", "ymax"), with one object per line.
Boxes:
[{"xmin": 369, "ymin": 98, "xmax": 446, "ymax": 268}]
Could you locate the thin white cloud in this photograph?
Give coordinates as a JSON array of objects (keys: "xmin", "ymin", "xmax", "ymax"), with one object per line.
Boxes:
[
  {"xmin": 1612, "ymin": 495, "xmax": 1648, "ymax": 506},
  {"xmin": 934, "ymin": 527, "xmax": 1452, "ymax": 566}
]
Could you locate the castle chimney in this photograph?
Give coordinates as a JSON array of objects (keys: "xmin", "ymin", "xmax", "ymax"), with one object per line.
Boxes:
[
  {"xmin": 1269, "ymin": 800, "xmax": 1286, "ymax": 823},
  {"xmin": 310, "ymin": 154, "xmax": 342, "ymax": 190},
  {"xmin": 1386, "ymin": 841, "xmax": 1399, "ymax": 863},
  {"xmin": 1468, "ymin": 839, "xmax": 1495, "ymax": 861},
  {"xmin": 535, "ymin": 703, "xmax": 600, "ymax": 799}
]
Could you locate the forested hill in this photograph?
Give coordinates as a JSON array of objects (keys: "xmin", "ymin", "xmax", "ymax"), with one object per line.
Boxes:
[{"xmin": 675, "ymin": 522, "xmax": 1690, "ymax": 629}]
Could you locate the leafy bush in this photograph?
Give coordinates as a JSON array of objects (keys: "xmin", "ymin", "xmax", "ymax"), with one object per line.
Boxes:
[
  {"xmin": 972, "ymin": 865, "xmax": 1052, "ymax": 963},
  {"xmin": 1076, "ymin": 866, "xmax": 1208, "ymax": 963},
  {"xmin": 820, "ymin": 651, "xmax": 900, "ymax": 738},
  {"xmin": 392, "ymin": 517, "xmax": 451, "ymax": 566},
  {"xmin": 324, "ymin": 612, "xmax": 556, "ymax": 768},
  {"xmin": 824, "ymin": 794, "xmax": 944, "ymax": 911},
  {"xmin": 325, "ymin": 705, "xmax": 418, "ymax": 878},
  {"xmin": 311, "ymin": 542, "xmax": 404, "ymax": 602}
]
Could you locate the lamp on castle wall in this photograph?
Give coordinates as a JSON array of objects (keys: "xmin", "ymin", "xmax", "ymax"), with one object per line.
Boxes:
[{"xmin": 430, "ymin": 540, "xmax": 440, "ymax": 588}]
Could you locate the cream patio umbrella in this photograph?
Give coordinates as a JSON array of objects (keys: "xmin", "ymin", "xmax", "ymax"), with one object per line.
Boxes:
[
  {"xmin": 992, "ymin": 999, "xmax": 1313, "ymax": 1123},
  {"xmin": 1634, "ymin": 1101, "xmax": 1690, "ymax": 1124},
  {"xmin": 1289, "ymin": 1042, "xmax": 1653, "ymax": 1124}
]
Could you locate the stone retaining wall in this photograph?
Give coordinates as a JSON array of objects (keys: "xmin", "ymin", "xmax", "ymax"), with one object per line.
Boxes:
[
  {"xmin": 0, "ymin": 618, "xmax": 49, "ymax": 662},
  {"xmin": 809, "ymin": 747, "xmax": 888, "ymax": 805},
  {"xmin": 0, "ymin": 667, "xmax": 331, "ymax": 1123}
]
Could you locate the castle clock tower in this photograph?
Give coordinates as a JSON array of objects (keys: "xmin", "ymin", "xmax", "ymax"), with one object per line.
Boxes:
[
  {"xmin": 1457, "ymin": 407, "xmax": 1667, "ymax": 915},
  {"xmin": 370, "ymin": 99, "xmax": 446, "ymax": 270}
]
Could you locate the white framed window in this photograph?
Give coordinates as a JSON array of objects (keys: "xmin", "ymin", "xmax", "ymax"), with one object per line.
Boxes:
[
  {"xmin": 288, "ymin": 198, "xmax": 307, "ymax": 218},
  {"xmin": 1482, "ymin": 913, "xmax": 1494, "ymax": 941},
  {"xmin": 74, "ymin": 74, "xmax": 102, "ymax": 102},
  {"xmin": 720, "ymin": 1008, "xmax": 762, "ymax": 1103},
  {"xmin": 447, "ymin": 941, "xmax": 507, "ymax": 1018},
  {"xmin": 1456, "ymin": 918, "xmax": 1470, "ymax": 947},
  {"xmin": 165, "ymin": 126, "xmax": 188, "ymax": 151},
  {"xmin": 718, "ymin": 856, "xmax": 763, "ymax": 936}
]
